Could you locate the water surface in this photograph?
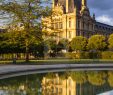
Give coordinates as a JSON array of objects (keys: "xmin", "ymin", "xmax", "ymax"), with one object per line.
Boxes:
[{"xmin": 0, "ymin": 71, "xmax": 113, "ymax": 95}]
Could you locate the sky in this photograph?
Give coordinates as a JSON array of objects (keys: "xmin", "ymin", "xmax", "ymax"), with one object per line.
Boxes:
[{"xmin": 88, "ymin": 0, "xmax": 113, "ymax": 26}]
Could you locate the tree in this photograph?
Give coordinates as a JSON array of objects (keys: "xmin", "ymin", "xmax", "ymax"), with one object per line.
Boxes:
[
  {"xmin": 108, "ymin": 34, "xmax": 113, "ymax": 50},
  {"xmin": 57, "ymin": 38, "xmax": 69, "ymax": 51},
  {"xmin": 44, "ymin": 38, "xmax": 57, "ymax": 52},
  {"xmin": 0, "ymin": 32, "xmax": 8, "ymax": 54},
  {"xmin": 108, "ymin": 71, "xmax": 113, "ymax": 87},
  {"xmin": 0, "ymin": 0, "xmax": 51, "ymax": 61},
  {"xmin": 87, "ymin": 35, "xmax": 107, "ymax": 51},
  {"xmin": 87, "ymin": 71, "xmax": 106, "ymax": 86},
  {"xmin": 70, "ymin": 36, "xmax": 87, "ymax": 51},
  {"xmin": 7, "ymin": 26, "xmax": 26, "ymax": 53},
  {"xmin": 0, "ymin": 32, "xmax": 16, "ymax": 54}
]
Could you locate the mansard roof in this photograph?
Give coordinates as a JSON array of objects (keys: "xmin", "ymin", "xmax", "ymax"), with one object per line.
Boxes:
[
  {"xmin": 96, "ymin": 22, "xmax": 113, "ymax": 28},
  {"xmin": 95, "ymin": 22, "xmax": 113, "ymax": 31}
]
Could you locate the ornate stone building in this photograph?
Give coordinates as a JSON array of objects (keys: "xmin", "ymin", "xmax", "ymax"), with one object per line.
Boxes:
[{"xmin": 42, "ymin": 0, "xmax": 113, "ymax": 40}]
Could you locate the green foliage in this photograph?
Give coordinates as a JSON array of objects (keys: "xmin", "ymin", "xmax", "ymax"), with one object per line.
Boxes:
[
  {"xmin": 87, "ymin": 35, "xmax": 107, "ymax": 51},
  {"xmin": 108, "ymin": 34, "xmax": 113, "ymax": 50},
  {"xmin": 65, "ymin": 51, "xmax": 113, "ymax": 59},
  {"xmin": 70, "ymin": 36, "xmax": 87, "ymax": 51},
  {"xmin": 0, "ymin": 0, "xmax": 51, "ymax": 61},
  {"xmin": 108, "ymin": 71, "xmax": 113, "ymax": 87},
  {"xmin": 44, "ymin": 38, "xmax": 56, "ymax": 51},
  {"xmin": 45, "ymin": 73, "xmax": 56, "ymax": 79},
  {"xmin": 70, "ymin": 71, "xmax": 87, "ymax": 84},
  {"xmin": 0, "ymin": 28, "xmax": 40, "ymax": 54},
  {"xmin": 101, "ymin": 51, "xmax": 113, "ymax": 59},
  {"xmin": 65, "ymin": 53, "xmax": 77, "ymax": 59},
  {"xmin": 43, "ymin": 38, "xmax": 69, "ymax": 53},
  {"xmin": 89, "ymin": 51, "xmax": 101, "ymax": 59},
  {"xmin": 0, "ymin": 32, "xmax": 8, "ymax": 53},
  {"xmin": 57, "ymin": 38, "xmax": 69, "ymax": 51},
  {"xmin": 87, "ymin": 71, "xmax": 106, "ymax": 86},
  {"xmin": 65, "ymin": 52, "xmax": 82, "ymax": 59},
  {"xmin": 65, "ymin": 52, "xmax": 100, "ymax": 59},
  {"xmin": 59, "ymin": 72, "xmax": 71, "ymax": 80}
]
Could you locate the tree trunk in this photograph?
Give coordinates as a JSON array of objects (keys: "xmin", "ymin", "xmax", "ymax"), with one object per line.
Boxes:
[
  {"xmin": 25, "ymin": 39, "xmax": 29, "ymax": 62},
  {"xmin": 25, "ymin": 46, "xmax": 29, "ymax": 62}
]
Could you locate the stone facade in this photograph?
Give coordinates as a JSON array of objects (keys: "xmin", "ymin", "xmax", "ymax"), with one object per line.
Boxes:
[{"xmin": 42, "ymin": 0, "xmax": 113, "ymax": 40}]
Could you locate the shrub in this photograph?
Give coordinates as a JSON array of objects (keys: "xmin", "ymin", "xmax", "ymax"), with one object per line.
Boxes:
[
  {"xmin": 65, "ymin": 52, "xmax": 71, "ymax": 59},
  {"xmin": 80, "ymin": 52, "xmax": 90, "ymax": 59},
  {"xmin": 65, "ymin": 52, "xmax": 90, "ymax": 59},
  {"xmin": 65, "ymin": 51, "xmax": 102, "ymax": 59},
  {"xmin": 89, "ymin": 51, "xmax": 101, "ymax": 59},
  {"xmin": 101, "ymin": 51, "xmax": 113, "ymax": 59},
  {"xmin": 65, "ymin": 53, "xmax": 79, "ymax": 59}
]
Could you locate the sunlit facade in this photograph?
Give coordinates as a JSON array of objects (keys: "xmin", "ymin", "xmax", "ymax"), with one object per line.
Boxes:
[{"xmin": 42, "ymin": 0, "xmax": 113, "ymax": 41}]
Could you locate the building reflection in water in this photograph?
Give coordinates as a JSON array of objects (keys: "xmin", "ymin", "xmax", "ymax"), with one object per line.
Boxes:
[
  {"xmin": 41, "ymin": 71, "xmax": 113, "ymax": 95},
  {"xmin": 42, "ymin": 73, "xmax": 76, "ymax": 95}
]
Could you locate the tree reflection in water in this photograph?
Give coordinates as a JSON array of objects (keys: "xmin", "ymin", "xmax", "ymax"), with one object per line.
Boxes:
[{"xmin": 0, "ymin": 71, "xmax": 113, "ymax": 95}]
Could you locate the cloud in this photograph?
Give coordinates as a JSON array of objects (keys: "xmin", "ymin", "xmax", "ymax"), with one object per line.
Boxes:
[
  {"xmin": 96, "ymin": 15, "xmax": 113, "ymax": 26},
  {"xmin": 88, "ymin": 0, "xmax": 113, "ymax": 16},
  {"xmin": 88, "ymin": 0, "xmax": 113, "ymax": 26},
  {"xmin": 88, "ymin": 0, "xmax": 113, "ymax": 11}
]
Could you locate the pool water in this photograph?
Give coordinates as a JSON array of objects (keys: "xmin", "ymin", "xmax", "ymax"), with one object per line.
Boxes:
[{"xmin": 0, "ymin": 71, "xmax": 113, "ymax": 95}]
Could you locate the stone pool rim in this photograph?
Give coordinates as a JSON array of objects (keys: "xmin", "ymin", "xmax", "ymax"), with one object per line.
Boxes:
[{"xmin": 0, "ymin": 64, "xmax": 113, "ymax": 79}]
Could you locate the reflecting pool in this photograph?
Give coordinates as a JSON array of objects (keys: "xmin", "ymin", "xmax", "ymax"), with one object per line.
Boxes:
[{"xmin": 0, "ymin": 71, "xmax": 113, "ymax": 95}]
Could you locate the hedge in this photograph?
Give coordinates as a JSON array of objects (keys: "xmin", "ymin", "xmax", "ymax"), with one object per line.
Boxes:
[
  {"xmin": 101, "ymin": 51, "xmax": 113, "ymax": 59},
  {"xmin": 65, "ymin": 51, "xmax": 113, "ymax": 59}
]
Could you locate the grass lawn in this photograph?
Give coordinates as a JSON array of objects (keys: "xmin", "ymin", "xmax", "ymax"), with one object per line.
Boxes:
[{"xmin": 1, "ymin": 59, "xmax": 113, "ymax": 64}]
